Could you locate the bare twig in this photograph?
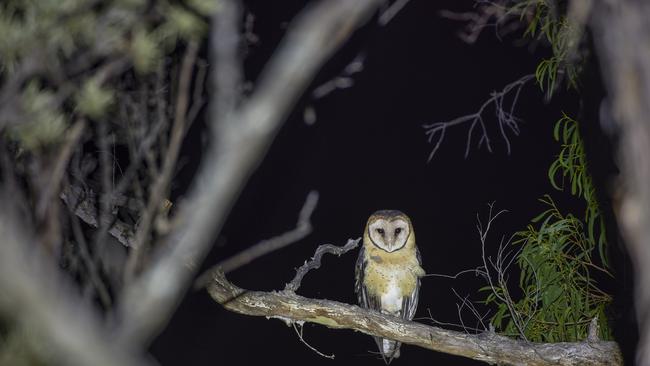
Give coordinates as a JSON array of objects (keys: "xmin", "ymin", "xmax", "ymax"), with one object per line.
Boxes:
[
  {"xmin": 452, "ymin": 288, "xmax": 489, "ymax": 333},
  {"xmin": 36, "ymin": 119, "xmax": 86, "ymax": 218},
  {"xmin": 124, "ymin": 41, "xmax": 200, "ymax": 280},
  {"xmin": 423, "ymin": 73, "xmax": 534, "ymax": 161},
  {"xmin": 421, "ymin": 308, "xmax": 485, "ymax": 334},
  {"xmin": 194, "ymin": 190, "xmax": 319, "ymax": 288},
  {"xmin": 116, "ymin": 0, "xmax": 384, "ymax": 347},
  {"xmin": 207, "ymin": 272, "xmax": 622, "ymax": 365},
  {"xmin": 69, "ymin": 212, "xmax": 113, "ymax": 308},
  {"xmin": 284, "ymin": 238, "xmax": 361, "ymax": 293},
  {"xmin": 439, "ymin": 1, "xmax": 515, "ymax": 44},
  {"xmin": 423, "ymin": 268, "xmax": 486, "ymax": 279},
  {"xmin": 305, "ymin": 51, "xmax": 365, "ymax": 125},
  {"xmin": 311, "ymin": 52, "xmax": 365, "ymax": 100},
  {"xmin": 94, "ymin": 115, "xmax": 115, "ymax": 262},
  {"xmin": 379, "ymin": 0, "xmax": 412, "ymax": 26},
  {"xmin": 293, "ymin": 322, "xmax": 336, "ymax": 359},
  {"xmin": 476, "ymin": 204, "xmax": 529, "ymax": 340}
]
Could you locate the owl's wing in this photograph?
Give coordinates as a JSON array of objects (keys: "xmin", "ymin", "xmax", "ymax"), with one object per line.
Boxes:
[
  {"xmin": 355, "ymin": 246, "xmax": 388, "ymax": 360},
  {"xmin": 354, "ymin": 245, "xmax": 381, "ymax": 310},
  {"xmin": 401, "ymin": 246, "xmax": 422, "ymax": 321}
]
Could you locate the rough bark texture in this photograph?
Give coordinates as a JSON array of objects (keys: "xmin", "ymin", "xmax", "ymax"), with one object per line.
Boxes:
[
  {"xmin": 589, "ymin": 0, "xmax": 650, "ymax": 364},
  {"xmin": 208, "ymin": 272, "xmax": 622, "ymax": 365}
]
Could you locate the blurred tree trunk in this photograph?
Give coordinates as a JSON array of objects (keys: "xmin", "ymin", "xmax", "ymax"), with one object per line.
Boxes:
[{"xmin": 590, "ymin": 1, "xmax": 650, "ymax": 364}]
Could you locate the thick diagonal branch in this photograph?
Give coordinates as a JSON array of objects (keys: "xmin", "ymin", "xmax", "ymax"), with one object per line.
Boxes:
[
  {"xmin": 208, "ymin": 272, "xmax": 622, "ymax": 366},
  {"xmin": 116, "ymin": 0, "xmax": 384, "ymax": 346}
]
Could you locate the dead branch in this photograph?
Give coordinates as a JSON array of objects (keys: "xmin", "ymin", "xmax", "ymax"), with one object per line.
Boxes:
[
  {"xmin": 423, "ymin": 74, "xmax": 534, "ymax": 161},
  {"xmin": 284, "ymin": 238, "xmax": 360, "ymax": 293},
  {"xmin": 379, "ymin": 0, "xmax": 412, "ymax": 26},
  {"xmin": 115, "ymin": 0, "xmax": 384, "ymax": 346},
  {"xmin": 439, "ymin": 1, "xmax": 516, "ymax": 44},
  {"xmin": 293, "ymin": 322, "xmax": 336, "ymax": 359},
  {"xmin": 195, "ymin": 190, "xmax": 319, "ymax": 288},
  {"xmin": 124, "ymin": 41, "xmax": 200, "ymax": 280},
  {"xmin": 207, "ymin": 271, "xmax": 622, "ymax": 366}
]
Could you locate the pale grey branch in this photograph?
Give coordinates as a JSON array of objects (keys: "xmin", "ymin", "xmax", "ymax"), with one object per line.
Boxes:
[
  {"xmin": 423, "ymin": 74, "xmax": 534, "ymax": 161},
  {"xmin": 194, "ymin": 190, "xmax": 319, "ymax": 288},
  {"xmin": 208, "ymin": 272, "xmax": 622, "ymax": 366},
  {"xmin": 116, "ymin": 0, "xmax": 384, "ymax": 346}
]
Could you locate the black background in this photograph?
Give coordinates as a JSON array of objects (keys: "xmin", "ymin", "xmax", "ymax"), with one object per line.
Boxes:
[{"xmin": 152, "ymin": 1, "xmax": 635, "ymax": 365}]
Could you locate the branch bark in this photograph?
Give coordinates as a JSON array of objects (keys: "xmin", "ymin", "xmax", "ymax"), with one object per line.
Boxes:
[
  {"xmin": 208, "ymin": 271, "xmax": 622, "ymax": 366},
  {"xmin": 284, "ymin": 238, "xmax": 360, "ymax": 293}
]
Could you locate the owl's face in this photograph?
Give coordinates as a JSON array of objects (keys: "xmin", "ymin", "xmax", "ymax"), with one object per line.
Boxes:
[{"xmin": 366, "ymin": 210, "xmax": 412, "ymax": 253}]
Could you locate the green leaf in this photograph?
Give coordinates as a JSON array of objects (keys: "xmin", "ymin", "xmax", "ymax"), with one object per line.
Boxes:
[{"xmin": 76, "ymin": 79, "xmax": 114, "ymax": 119}]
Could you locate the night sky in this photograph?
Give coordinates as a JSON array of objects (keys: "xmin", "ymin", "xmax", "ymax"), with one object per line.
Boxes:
[{"xmin": 152, "ymin": 1, "xmax": 635, "ymax": 365}]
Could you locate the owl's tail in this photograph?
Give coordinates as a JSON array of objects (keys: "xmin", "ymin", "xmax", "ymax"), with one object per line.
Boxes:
[{"xmin": 373, "ymin": 337, "xmax": 401, "ymax": 364}]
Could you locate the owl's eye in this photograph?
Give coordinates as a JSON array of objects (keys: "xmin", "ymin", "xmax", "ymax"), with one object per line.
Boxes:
[
  {"xmin": 376, "ymin": 228, "xmax": 385, "ymax": 235},
  {"xmin": 394, "ymin": 227, "xmax": 402, "ymax": 235}
]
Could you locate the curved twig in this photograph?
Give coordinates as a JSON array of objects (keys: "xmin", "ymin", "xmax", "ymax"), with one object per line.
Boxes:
[{"xmin": 284, "ymin": 238, "xmax": 361, "ymax": 293}]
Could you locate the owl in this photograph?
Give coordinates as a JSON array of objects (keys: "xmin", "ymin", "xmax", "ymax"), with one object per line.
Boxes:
[{"xmin": 355, "ymin": 210, "xmax": 425, "ymax": 364}]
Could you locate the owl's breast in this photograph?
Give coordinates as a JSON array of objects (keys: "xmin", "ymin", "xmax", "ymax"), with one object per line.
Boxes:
[{"xmin": 364, "ymin": 262, "xmax": 419, "ymax": 305}]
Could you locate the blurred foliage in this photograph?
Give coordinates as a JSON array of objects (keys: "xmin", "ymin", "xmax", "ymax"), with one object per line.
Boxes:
[
  {"xmin": 0, "ymin": 325, "xmax": 48, "ymax": 366},
  {"xmin": 484, "ymin": 115, "xmax": 612, "ymax": 342},
  {"xmin": 0, "ymin": 0, "xmax": 216, "ymax": 150},
  {"xmin": 76, "ymin": 78, "xmax": 115, "ymax": 120},
  {"xmin": 505, "ymin": 0, "xmax": 582, "ymax": 98},
  {"xmin": 8, "ymin": 83, "xmax": 67, "ymax": 150}
]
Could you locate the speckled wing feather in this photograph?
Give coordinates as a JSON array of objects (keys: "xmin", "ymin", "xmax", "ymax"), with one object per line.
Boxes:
[
  {"xmin": 354, "ymin": 245, "xmax": 381, "ymax": 311},
  {"xmin": 354, "ymin": 246, "xmax": 389, "ymax": 360},
  {"xmin": 401, "ymin": 246, "xmax": 422, "ymax": 321}
]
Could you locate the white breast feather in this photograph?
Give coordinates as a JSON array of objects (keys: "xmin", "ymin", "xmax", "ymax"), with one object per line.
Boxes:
[
  {"xmin": 381, "ymin": 277, "xmax": 403, "ymax": 314},
  {"xmin": 380, "ymin": 276, "xmax": 402, "ymax": 355}
]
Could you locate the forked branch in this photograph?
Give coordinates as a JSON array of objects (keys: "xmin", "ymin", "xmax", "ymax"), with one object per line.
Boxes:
[{"xmin": 423, "ymin": 74, "xmax": 534, "ymax": 160}]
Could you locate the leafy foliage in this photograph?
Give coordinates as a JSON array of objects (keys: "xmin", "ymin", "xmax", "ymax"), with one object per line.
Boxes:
[
  {"xmin": 505, "ymin": 0, "xmax": 582, "ymax": 97},
  {"xmin": 484, "ymin": 114, "xmax": 612, "ymax": 342},
  {"xmin": 549, "ymin": 114, "xmax": 608, "ymax": 266},
  {"xmin": 486, "ymin": 195, "xmax": 612, "ymax": 341}
]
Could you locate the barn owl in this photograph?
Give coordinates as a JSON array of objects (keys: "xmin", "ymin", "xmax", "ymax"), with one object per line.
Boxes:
[{"xmin": 355, "ymin": 210, "xmax": 425, "ymax": 364}]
